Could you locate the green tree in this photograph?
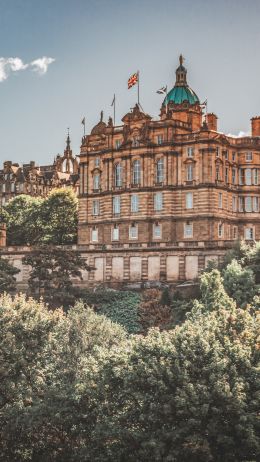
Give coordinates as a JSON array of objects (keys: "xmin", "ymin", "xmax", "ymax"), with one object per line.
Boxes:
[
  {"xmin": 0, "ymin": 255, "xmax": 20, "ymax": 293},
  {"xmin": 23, "ymin": 245, "xmax": 91, "ymax": 309},
  {"xmin": 2, "ymin": 195, "xmax": 43, "ymax": 246},
  {"xmin": 223, "ymin": 259, "xmax": 259, "ymax": 307},
  {"xmin": 40, "ymin": 188, "xmax": 78, "ymax": 245}
]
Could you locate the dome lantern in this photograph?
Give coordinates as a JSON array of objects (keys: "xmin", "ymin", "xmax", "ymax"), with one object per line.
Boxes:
[{"xmin": 163, "ymin": 55, "xmax": 200, "ymax": 107}]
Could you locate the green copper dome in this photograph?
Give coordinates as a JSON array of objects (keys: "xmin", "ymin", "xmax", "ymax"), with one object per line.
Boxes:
[
  {"xmin": 163, "ymin": 55, "xmax": 200, "ymax": 106},
  {"xmin": 163, "ymin": 85, "xmax": 199, "ymax": 105}
]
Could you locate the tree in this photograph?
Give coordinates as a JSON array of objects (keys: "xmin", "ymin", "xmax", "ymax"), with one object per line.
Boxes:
[
  {"xmin": 139, "ymin": 289, "xmax": 174, "ymax": 333},
  {"xmin": 223, "ymin": 259, "xmax": 258, "ymax": 307},
  {"xmin": 0, "ymin": 293, "xmax": 65, "ymax": 461},
  {"xmin": 23, "ymin": 245, "xmax": 91, "ymax": 309},
  {"xmin": 85, "ymin": 302, "xmax": 259, "ymax": 462},
  {"xmin": 0, "ymin": 255, "xmax": 20, "ymax": 293},
  {"xmin": 2, "ymin": 195, "xmax": 43, "ymax": 246},
  {"xmin": 40, "ymin": 188, "xmax": 78, "ymax": 245}
]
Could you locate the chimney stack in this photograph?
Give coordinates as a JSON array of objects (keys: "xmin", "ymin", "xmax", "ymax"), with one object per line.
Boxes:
[
  {"xmin": 206, "ymin": 113, "xmax": 218, "ymax": 131},
  {"xmin": 251, "ymin": 117, "xmax": 260, "ymax": 137}
]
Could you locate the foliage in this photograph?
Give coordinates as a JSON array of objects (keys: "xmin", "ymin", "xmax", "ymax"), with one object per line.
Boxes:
[
  {"xmin": 40, "ymin": 188, "xmax": 78, "ymax": 245},
  {"xmin": 139, "ymin": 289, "xmax": 173, "ymax": 333},
  {"xmin": 0, "ymin": 255, "xmax": 20, "ymax": 293},
  {"xmin": 2, "ymin": 195, "xmax": 43, "ymax": 246},
  {"xmin": 199, "ymin": 269, "xmax": 235, "ymax": 312},
  {"xmin": 0, "ymin": 284, "xmax": 259, "ymax": 461},
  {"xmin": 23, "ymin": 245, "xmax": 91, "ymax": 309},
  {"xmin": 2, "ymin": 188, "xmax": 78, "ymax": 246},
  {"xmin": 223, "ymin": 259, "xmax": 259, "ymax": 307},
  {"xmin": 78, "ymin": 302, "xmax": 259, "ymax": 462},
  {"xmin": 81, "ymin": 288, "xmax": 141, "ymax": 334},
  {"xmin": 160, "ymin": 287, "xmax": 171, "ymax": 306}
]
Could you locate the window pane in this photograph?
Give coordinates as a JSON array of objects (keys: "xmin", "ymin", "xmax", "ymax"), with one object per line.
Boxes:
[
  {"xmin": 184, "ymin": 224, "xmax": 193, "ymax": 238},
  {"xmin": 131, "ymin": 194, "xmax": 139, "ymax": 212},
  {"xmin": 133, "ymin": 160, "xmax": 141, "ymax": 184},
  {"xmin": 154, "ymin": 192, "xmax": 163, "ymax": 211},
  {"xmin": 115, "ymin": 163, "xmax": 122, "ymax": 187},
  {"xmin": 245, "ymin": 169, "xmax": 252, "ymax": 185},
  {"xmin": 156, "ymin": 159, "xmax": 164, "ymax": 183},
  {"xmin": 113, "ymin": 196, "xmax": 121, "ymax": 214},
  {"xmin": 186, "ymin": 192, "xmax": 193, "ymax": 209}
]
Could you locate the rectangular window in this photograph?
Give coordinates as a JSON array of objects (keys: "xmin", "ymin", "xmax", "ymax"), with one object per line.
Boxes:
[
  {"xmin": 232, "ymin": 168, "xmax": 236, "ymax": 184},
  {"xmin": 184, "ymin": 223, "xmax": 193, "ymax": 238},
  {"xmin": 233, "ymin": 226, "xmax": 238, "ymax": 239},
  {"xmin": 223, "ymin": 150, "xmax": 228, "ymax": 160},
  {"xmin": 131, "ymin": 194, "xmax": 139, "ymax": 213},
  {"xmin": 187, "ymin": 147, "xmax": 194, "ymax": 157},
  {"xmin": 187, "ymin": 164, "xmax": 193, "ymax": 181},
  {"xmin": 92, "ymin": 199, "xmax": 100, "ymax": 216},
  {"xmin": 232, "ymin": 196, "xmax": 237, "ymax": 212},
  {"xmin": 115, "ymin": 139, "xmax": 121, "ymax": 149},
  {"xmin": 216, "ymin": 166, "xmax": 220, "ymax": 181},
  {"xmin": 225, "ymin": 167, "xmax": 229, "ymax": 183},
  {"xmin": 239, "ymin": 197, "xmax": 244, "ymax": 212},
  {"xmin": 232, "ymin": 151, "xmax": 236, "ymax": 162},
  {"xmin": 253, "ymin": 196, "xmax": 259, "ymax": 212},
  {"xmin": 132, "ymin": 137, "xmax": 140, "ymax": 147},
  {"xmin": 245, "ymin": 196, "xmax": 252, "ymax": 212},
  {"xmin": 94, "ymin": 157, "xmax": 100, "ymax": 167},
  {"xmin": 153, "ymin": 223, "xmax": 162, "ymax": 239},
  {"xmin": 129, "ymin": 224, "xmax": 138, "ymax": 239},
  {"xmin": 218, "ymin": 223, "xmax": 223, "ymax": 238},
  {"xmin": 216, "ymin": 147, "xmax": 220, "ymax": 157},
  {"xmin": 113, "ymin": 196, "xmax": 121, "ymax": 215},
  {"xmin": 239, "ymin": 169, "xmax": 244, "ymax": 185},
  {"xmin": 112, "ymin": 226, "xmax": 119, "ymax": 241},
  {"xmin": 186, "ymin": 192, "xmax": 193, "ymax": 209},
  {"xmin": 91, "ymin": 228, "xmax": 98, "ymax": 242},
  {"xmin": 246, "ymin": 151, "xmax": 252, "ymax": 161},
  {"xmin": 154, "ymin": 192, "xmax": 163, "ymax": 211},
  {"xmin": 93, "ymin": 174, "xmax": 100, "ymax": 190},
  {"xmin": 245, "ymin": 227, "xmax": 254, "ymax": 240},
  {"xmin": 157, "ymin": 134, "xmax": 163, "ymax": 145},
  {"xmin": 218, "ymin": 192, "xmax": 223, "ymax": 208},
  {"xmin": 245, "ymin": 169, "xmax": 252, "ymax": 185},
  {"xmin": 253, "ymin": 169, "xmax": 258, "ymax": 185}
]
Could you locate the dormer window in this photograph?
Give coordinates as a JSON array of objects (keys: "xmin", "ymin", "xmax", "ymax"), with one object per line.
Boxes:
[{"xmin": 246, "ymin": 151, "xmax": 253, "ymax": 162}]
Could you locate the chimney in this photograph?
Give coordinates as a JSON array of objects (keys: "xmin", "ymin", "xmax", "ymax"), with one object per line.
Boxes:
[
  {"xmin": 0, "ymin": 223, "xmax": 6, "ymax": 248},
  {"xmin": 206, "ymin": 113, "xmax": 218, "ymax": 131},
  {"xmin": 251, "ymin": 117, "xmax": 260, "ymax": 137}
]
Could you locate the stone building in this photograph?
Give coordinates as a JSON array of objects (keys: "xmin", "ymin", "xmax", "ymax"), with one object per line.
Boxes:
[
  {"xmin": 0, "ymin": 135, "xmax": 79, "ymax": 206},
  {"xmin": 76, "ymin": 55, "xmax": 260, "ymax": 284}
]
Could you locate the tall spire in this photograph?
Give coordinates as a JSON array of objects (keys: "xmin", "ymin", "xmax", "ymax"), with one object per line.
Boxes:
[
  {"xmin": 175, "ymin": 54, "xmax": 187, "ymax": 87},
  {"xmin": 66, "ymin": 128, "xmax": 71, "ymax": 151}
]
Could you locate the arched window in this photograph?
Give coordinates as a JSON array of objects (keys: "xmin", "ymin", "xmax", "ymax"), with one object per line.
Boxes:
[
  {"xmin": 156, "ymin": 158, "xmax": 164, "ymax": 183},
  {"xmin": 114, "ymin": 163, "xmax": 122, "ymax": 187},
  {"xmin": 93, "ymin": 173, "xmax": 100, "ymax": 190},
  {"xmin": 132, "ymin": 160, "xmax": 141, "ymax": 185}
]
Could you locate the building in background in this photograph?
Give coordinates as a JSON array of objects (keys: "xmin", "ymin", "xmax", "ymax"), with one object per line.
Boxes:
[
  {"xmin": 77, "ymin": 56, "xmax": 260, "ymax": 283},
  {"xmin": 0, "ymin": 135, "xmax": 79, "ymax": 206}
]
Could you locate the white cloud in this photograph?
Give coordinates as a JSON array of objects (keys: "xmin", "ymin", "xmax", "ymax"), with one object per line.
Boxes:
[
  {"xmin": 0, "ymin": 57, "xmax": 28, "ymax": 82},
  {"xmin": 227, "ymin": 130, "xmax": 250, "ymax": 138},
  {"xmin": 0, "ymin": 56, "xmax": 55, "ymax": 82},
  {"xmin": 30, "ymin": 56, "xmax": 55, "ymax": 75}
]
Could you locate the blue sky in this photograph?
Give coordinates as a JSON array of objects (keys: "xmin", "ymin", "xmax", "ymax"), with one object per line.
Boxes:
[{"xmin": 0, "ymin": 0, "xmax": 259, "ymax": 164}]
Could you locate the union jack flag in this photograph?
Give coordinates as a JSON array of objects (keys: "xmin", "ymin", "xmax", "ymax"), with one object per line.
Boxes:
[{"xmin": 128, "ymin": 72, "xmax": 138, "ymax": 89}]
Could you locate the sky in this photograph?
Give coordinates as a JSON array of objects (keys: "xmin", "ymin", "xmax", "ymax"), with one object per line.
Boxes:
[{"xmin": 0, "ymin": 0, "xmax": 259, "ymax": 165}]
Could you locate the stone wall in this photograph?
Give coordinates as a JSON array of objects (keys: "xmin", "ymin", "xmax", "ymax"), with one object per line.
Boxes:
[{"xmin": 0, "ymin": 244, "xmax": 230, "ymax": 290}]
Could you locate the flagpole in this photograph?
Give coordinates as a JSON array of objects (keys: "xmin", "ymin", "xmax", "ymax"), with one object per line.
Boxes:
[
  {"xmin": 137, "ymin": 70, "xmax": 140, "ymax": 105},
  {"xmin": 113, "ymin": 94, "xmax": 116, "ymax": 126},
  {"xmin": 165, "ymin": 85, "xmax": 168, "ymax": 115}
]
